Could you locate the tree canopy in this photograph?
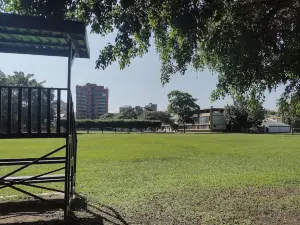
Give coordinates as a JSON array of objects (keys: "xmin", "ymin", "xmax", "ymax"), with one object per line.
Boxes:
[
  {"xmin": 0, "ymin": 71, "xmax": 54, "ymax": 133},
  {"xmin": 167, "ymin": 90, "xmax": 200, "ymax": 128},
  {"xmin": 3, "ymin": 0, "xmax": 300, "ymax": 100},
  {"xmin": 224, "ymin": 95, "xmax": 265, "ymax": 132},
  {"xmin": 277, "ymin": 92, "xmax": 300, "ymax": 133}
]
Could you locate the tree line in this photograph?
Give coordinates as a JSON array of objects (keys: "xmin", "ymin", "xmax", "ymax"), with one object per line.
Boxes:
[
  {"xmin": 76, "ymin": 119, "xmax": 162, "ymax": 133},
  {"xmin": 4, "ymin": 1, "xmax": 300, "ymax": 132},
  {"xmin": 1, "ymin": 71, "xmax": 298, "ymax": 134}
]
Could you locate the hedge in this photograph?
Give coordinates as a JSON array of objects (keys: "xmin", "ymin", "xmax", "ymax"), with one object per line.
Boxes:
[{"xmin": 76, "ymin": 119, "xmax": 162, "ymax": 132}]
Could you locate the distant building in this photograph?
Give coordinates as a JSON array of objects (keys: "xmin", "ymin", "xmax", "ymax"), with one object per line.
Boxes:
[
  {"xmin": 119, "ymin": 105, "xmax": 133, "ymax": 113},
  {"xmin": 145, "ymin": 103, "xmax": 157, "ymax": 111},
  {"xmin": 76, "ymin": 83, "xmax": 109, "ymax": 120},
  {"xmin": 198, "ymin": 107, "xmax": 226, "ymax": 131},
  {"xmin": 178, "ymin": 107, "xmax": 226, "ymax": 132},
  {"xmin": 261, "ymin": 118, "xmax": 290, "ymax": 133}
]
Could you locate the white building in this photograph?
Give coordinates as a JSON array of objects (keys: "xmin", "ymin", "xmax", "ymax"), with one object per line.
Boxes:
[
  {"xmin": 261, "ymin": 119, "xmax": 290, "ymax": 133},
  {"xmin": 178, "ymin": 107, "xmax": 227, "ymax": 132}
]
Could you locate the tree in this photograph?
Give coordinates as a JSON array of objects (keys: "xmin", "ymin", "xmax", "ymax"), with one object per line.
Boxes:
[
  {"xmin": 0, "ymin": 71, "xmax": 54, "ymax": 133},
  {"xmin": 224, "ymin": 95, "xmax": 265, "ymax": 132},
  {"xmin": 143, "ymin": 106, "xmax": 153, "ymax": 112},
  {"xmin": 76, "ymin": 119, "xmax": 162, "ymax": 133},
  {"xmin": 4, "ymin": 1, "xmax": 300, "ymax": 101},
  {"xmin": 277, "ymin": 94, "xmax": 300, "ymax": 134},
  {"xmin": 134, "ymin": 106, "xmax": 144, "ymax": 116},
  {"xmin": 265, "ymin": 109, "xmax": 278, "ymax": 117},
  {"xmin": 141, "ymin": 110, "xmax": 176, "ymax": 132},
  {"xmin": 116, "ymin": 107, "xmax": 138, "ymax": 119},
  {"xmin": 167, "ymin": 90, "xmax": 199, "ymax": 133},
  {"xmin": 99, "ymin": 113, "xmax": 117, "ymax": 120}
]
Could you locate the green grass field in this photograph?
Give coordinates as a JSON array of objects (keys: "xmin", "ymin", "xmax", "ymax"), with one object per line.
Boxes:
[{"xmin": 1, "ymin": 133, "xmax": 300, "ymax": 224}]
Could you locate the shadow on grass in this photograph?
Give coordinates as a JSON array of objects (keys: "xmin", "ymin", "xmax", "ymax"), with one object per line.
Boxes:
[{"xmin": 0, "ymin": 195, "xmax": 129, "ymax": 225}]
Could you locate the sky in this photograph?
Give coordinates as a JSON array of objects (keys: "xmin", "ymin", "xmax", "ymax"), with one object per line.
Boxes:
[{"xmin": 0, "ymin": 28, "xmax": 285, "ymax": 113}]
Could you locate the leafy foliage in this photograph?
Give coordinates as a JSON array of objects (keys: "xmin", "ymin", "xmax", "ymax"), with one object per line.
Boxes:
[
  {"xmin": 265, "ymin": 109, "xmax": 278, "ymax": 117},
  {"xmin": 5, "ymin": 0, "xmax": 300, "ymax": 100},
  {"xmin": 116, "ymin": 107, "xmax": 138, "ymax": 119},
  {"xmin": 99, "ymin": 113, "xmax": 117, "ymax": 120},
  {"xmin": 76, "ymin": 119, "xmax": 162, "ymax": 132},
  {"xmin": 277, "ymin": 93, "xmax": 300, "ymax": 123},
  {"xmin": 0, "ymin": 71, "xmax": 54, "ymax": 133},
  {"xmin": 140, "ymin": 111, "xmax": 174, "ymax": 124},
  {"xmin": 167, "ymin": 90, "xmax": 200, "ymax": 126},
  {"xmin": 224, "ymin": 95, "xmax": 265, "ymax": 131}
]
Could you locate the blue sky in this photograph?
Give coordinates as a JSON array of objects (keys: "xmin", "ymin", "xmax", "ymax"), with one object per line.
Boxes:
[{"xmin": 0, "ymin": 28, "xmax": 284, "ymax": 113}]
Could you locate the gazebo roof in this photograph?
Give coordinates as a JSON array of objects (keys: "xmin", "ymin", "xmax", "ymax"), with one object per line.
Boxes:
[{"xmin": 0, "ymin": 13, "xmax": 90, "ymax": 58}]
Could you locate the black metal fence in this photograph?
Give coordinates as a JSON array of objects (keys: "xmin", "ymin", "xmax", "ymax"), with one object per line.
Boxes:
[{"xmin": 0, "ymin": 86, "xmax": 68, "ymax": 138}]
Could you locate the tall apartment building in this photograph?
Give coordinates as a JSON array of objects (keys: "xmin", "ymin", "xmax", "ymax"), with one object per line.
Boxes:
[
  {"xmin": 145, "ymin": 103, "xmax": 157, "ymax": 111},
  {"xmin": 76, "ymin": 83, "xmax": 109, "ymax": 120}
]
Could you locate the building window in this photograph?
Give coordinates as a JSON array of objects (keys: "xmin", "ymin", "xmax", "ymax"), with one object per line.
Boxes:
[{"xmin": 200, "ymin": 116, "xmax": 210, "ymax": 124}]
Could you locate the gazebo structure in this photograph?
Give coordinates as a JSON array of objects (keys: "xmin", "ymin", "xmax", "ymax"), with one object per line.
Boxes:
[{"xmin": 0, "ymin": 13, "xmax": 90, "ymax": 220}]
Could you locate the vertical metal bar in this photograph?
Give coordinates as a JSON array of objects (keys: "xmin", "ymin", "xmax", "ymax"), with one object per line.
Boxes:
[
  {"xmin": 47, "ymin": 89, "xmax": 51, "ymax": 134},
  {"xmin": 7, "ymin": 87, "xmax": 12, "ymax": 134},
  {"xmin": 73, "ymin": 112, "xmax": 78, "ymax": 194},
  {"xmin": 18, "ymin": 87, "xmax": 22, "ymax": 133},
  {"xmin": 70, "ymin": 100, "xmax": 75, "ymax": 198},
  {"xmin": 0, "ymin": 87, "xmax": 2, "ymax": 134},
  {"xmin": 37, "ymin": 88, "xmax": 41, "ymax": 133},
  {"xmin": 65, "ymin": 38, "xmax": 72, "ymax": 221},
  {"xmin": 57, "ymin": 90, "xmax": 61, "ymax": 134},
  {"xmin": 27, "ymin": 88, "xmax": 32, "ymax": 134}
]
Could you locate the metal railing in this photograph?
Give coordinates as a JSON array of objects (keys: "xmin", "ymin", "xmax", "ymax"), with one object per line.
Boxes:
[{"xmin": 0, "ymin": 86, "xmax": 68, "ymax": 138}]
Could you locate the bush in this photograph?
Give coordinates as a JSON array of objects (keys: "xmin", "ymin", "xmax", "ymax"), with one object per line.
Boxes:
[{"xmin": 76, "ymin": 119, "xmax": 162, "ymax": 132}]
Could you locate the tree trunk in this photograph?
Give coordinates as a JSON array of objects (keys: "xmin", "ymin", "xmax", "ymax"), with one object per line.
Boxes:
[
  {"xmin": 183, "ymin": 122, "xmax": 186, "ymax": 133},
  {"xmin": 102, "ymin": 128, "xmax": 104, "ymax": 133},
  {"xmin": 291, "ymin": 122, "xmax": 294, "ymax": 135}
]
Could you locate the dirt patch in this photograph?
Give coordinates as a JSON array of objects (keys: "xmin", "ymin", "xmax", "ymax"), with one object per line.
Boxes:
[
  {"xmin": 0, "ymin": 195, "xmax": 128, "ymax": 225},
  {"xmin": 2, "ymin": 187, "xmax": 300, "ymax": 224}
]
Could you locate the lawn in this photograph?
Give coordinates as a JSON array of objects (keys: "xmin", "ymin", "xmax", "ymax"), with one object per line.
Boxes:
[{"xmin": 1, "ymin": 133, "xmax": 300, "ymax": 224}]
